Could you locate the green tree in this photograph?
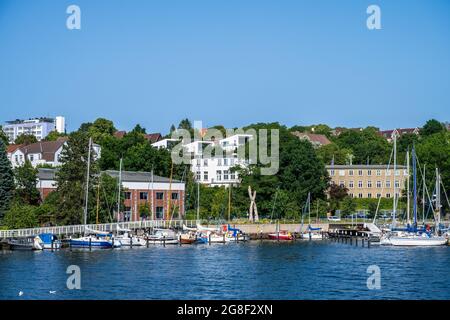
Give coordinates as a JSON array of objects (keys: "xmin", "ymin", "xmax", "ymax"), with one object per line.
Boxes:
[
  {"xmin": 316, "ymin": 143, "xmax": 352, "ymax": 165},
  {"xmin": 43, "ymin": 130, "xmax": 67, "ymax": 141},
  {"xmin": 341, "ymin": 196, "xmax": 356, "ymax": 215},
  {"xmin": 13, "ymin": 160, "xmax": 40, "ymax": 205},
  {"xmin": 178, "ymin": 118, "xmax": 192, "ymax": 130},
  {"xmin": 55, "ymin": 131, "xmax": 99, "ymax": 225},
  {"xmin": 0, "ymin": 140, "xmax": 14, "ymax": 221},
  {"xmin": 3, "ymin": 203, "xmax": 38, "ymax": 229},
  {"xmin": 14, "ymin": 134, "xmax": 37, "ymax": 145},
  {"xmin": 0, "ymin": 126, "xmax": 9, "ymax": 145},
  {"xmin": 421, "ymin": 119, "xmax": 445, "ymax": 137},
  {"xmin": 88, "ymin": 118, "xmax": 116, "ymax": 144},
  {"xmin": 328, "ymin": 184, "xmax": 348, "ymax": 214},
  {"xmin": 139, "ymin": 203, "xmax": 150, "ymax": 219}
]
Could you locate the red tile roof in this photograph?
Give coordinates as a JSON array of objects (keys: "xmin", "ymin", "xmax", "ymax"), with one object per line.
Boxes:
[{"xmin": 7, "ymin": 144, "xmax": 23, "ymax": 153}]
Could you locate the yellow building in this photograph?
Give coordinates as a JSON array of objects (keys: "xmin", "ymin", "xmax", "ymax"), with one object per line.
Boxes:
[{"xmin": 326, "ymin": 165, "xmax": 408, "ymax": 199}]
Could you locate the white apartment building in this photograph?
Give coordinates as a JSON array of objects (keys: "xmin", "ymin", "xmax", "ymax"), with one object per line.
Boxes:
[
  {"xmin": 152, "ymin": 134, "xmax": 253, "ymax": 186},
  {"xmin": 2, "ymin": 116, "xmax": 65, "ymax": 143}
]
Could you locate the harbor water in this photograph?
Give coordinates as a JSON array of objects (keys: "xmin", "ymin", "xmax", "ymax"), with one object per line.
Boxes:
[{"xmin": 1, "ymin": 241, "xmax": 449, "ymax": 300}]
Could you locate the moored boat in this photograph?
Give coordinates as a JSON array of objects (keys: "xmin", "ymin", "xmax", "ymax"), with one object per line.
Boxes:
[
  {"xmin": 268, "ymin": 230, "xmax": 293, "ymax": 241},
  {"xmin": 8, "ymin": 236, "xmax": 43, "ymax": 251},
  {"xmin": 38, "ymin": 233, "xmax": 62, "ymax": 249}
]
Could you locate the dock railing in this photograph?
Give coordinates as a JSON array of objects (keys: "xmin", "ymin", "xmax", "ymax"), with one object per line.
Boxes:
[{"xmin": 0, "ymin": 220, "xmax": 199, "ymax": 239}]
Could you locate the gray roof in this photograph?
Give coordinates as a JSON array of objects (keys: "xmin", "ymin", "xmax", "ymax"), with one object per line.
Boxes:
[
  {"xmin": 37, "ymin": 168, "xmax": 181, "ymax": 183},
  {"xmin": 325, "ymin": 164, "xmax": 407, "ymax": 169}
]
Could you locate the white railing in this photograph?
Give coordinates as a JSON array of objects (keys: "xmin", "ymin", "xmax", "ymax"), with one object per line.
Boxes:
[{"xmin": 0, "ymin": 220, "xmax": 198, "ymax": 239}]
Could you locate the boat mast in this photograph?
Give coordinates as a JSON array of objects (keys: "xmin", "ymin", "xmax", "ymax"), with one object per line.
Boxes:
[
  {"xmin": 392, "ymin": 130, "xmax": 397, "ymax": 227},
  {"xmin": 412, "ymin": 148, "xmax": 417, "ymax": 228},
  {"xmin": 117, "ymin": 157, "xmax": 122, "ymax": 221},
  {"xmin": 83, "ymin": 137, "xmax": 92, "ymax": 234},
  {"xmin": 196, "ymin": 181, "xmax": 200, "ymax": 223},
  {"xmin": 406, "ymin": 149, "xmax": 410, "ymax": 225},
  {"xmin": 228, "ymin": 185, "xmax": 232, "ymax": 222},
  {"xmin": 422, "ymin": 164, "xmax": 426, "ymax": 225},
  {"xmin": 435, "ymin": 168, "xmax": 441, "ymax": 235}
]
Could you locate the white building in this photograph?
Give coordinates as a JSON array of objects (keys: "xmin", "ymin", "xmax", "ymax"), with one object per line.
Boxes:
[
  {"xmin": 152, "ymin": 133, "xmax": 253, "ymax": 186},
  {"xmin": 2, "ymin": 116, "xmax": 66, "ymax": 143},
  {"xmin": 7, "ymin": 137, "xmax": 101, "ymax": 168}
]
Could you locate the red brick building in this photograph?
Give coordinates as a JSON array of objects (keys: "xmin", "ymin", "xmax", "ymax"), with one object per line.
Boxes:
[{"xmin": 37, "ymin": 168, "xmax": 185, "ymax": 222}]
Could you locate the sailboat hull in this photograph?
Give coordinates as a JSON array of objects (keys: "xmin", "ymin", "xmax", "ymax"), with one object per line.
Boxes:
[{"xmin": 388, "ymin": 236, "xmax": 447, "ymax": 246}]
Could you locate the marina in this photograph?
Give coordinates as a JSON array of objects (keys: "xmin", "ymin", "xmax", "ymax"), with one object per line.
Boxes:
[{"xmin": 1, "ymin": 240, "xmax": 450, "ymax": 300}]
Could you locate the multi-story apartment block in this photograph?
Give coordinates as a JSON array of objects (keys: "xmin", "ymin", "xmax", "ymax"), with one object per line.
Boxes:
[
  {"xmin": 152, "ymin": 133, "xmax": 253, "ymax": 186},
  {"xmin": 326, "ymin": 164, "xmax": 408, "ymax": 199},
  {"xmin": 2, "ymin": 116, "xmax": 66, "ymax": 143}
]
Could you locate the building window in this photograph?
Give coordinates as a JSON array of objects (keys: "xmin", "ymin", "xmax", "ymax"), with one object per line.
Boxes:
[
  {"xmin": 358, "ymin": 170, "xmax": 363, "ymax": 176},
  {"xmin": 156, "ymin": 206, "xmax": 164, "ymax": 219},
  {"xmin": 29, "ymin": 155, "xmax": 34, "ymax": 162},
  {"xmin": 376, "ymin": 170, "xmax": 381, "ymax": 176},
  {"xmin": 386, "ymin": 181, "xmax": 391, "ymax": 188},
  {"xmin": 386, "ymin": 193, "xmax": 391, "ymax": 198},
  {"xmin": 358, "ymin": 181, "xmax": 363, "ymax": 188},
  {"xmin": 339, "ymin": 181, "xmax": 345, "ymax": 187},
  {"xmin": 171, "ymin": 192, "xmax": 179, "ymax": 200},
  {"xmin": 349, "ymin": 181, "xmax": 354, "ymax": 188},
  {"xmin": 367, "ymin": 193, "xmax": 372, "ymax": 198},
  {"xmin": 196, "ymin": 159, "xmax": 200, "ymax": 166},
  {"xmin": 203, "ymin": 159, "xmax": 208, "ymax": 167},
  {"xmin": 224, "ymin": 158, "xmax": 228, "ymax": 166},
  {"xmin": 140, "ymin": 192, "xmax": 148, "ymax": 200},
  {"xmin": 376, "ymin": 181, "xmax": 382, "ymax": 188},
  {"xmin": 330, "ymin": 169, "xmax": 335, "ymax": 176},
  {"xmin": 224, "ymin": 170, "xmax": 229, "ymax": 180},
  {"xmin": 386, "ymin": 169, "xmax": 391, "ymax": 176},
  {"xmin": 156, "ymin": 192, "xmax": 164, "ymax": 200},
  {"xmin": 349, "ymin": 193, "xmax": 354, "ymax": 198},
  {"xmin": 124, "ymin": 192, "xmax": 131, "ymax": 200},
  {"xmin": 358, "ymin": 193, "xmax": 363, "ymax": 198},
  {"xmin": 348, "ymin": 170, "xmax": 354, "ymax": 176},
  {"xmin": 230, "ymin": 171, "xmax": 236, "ymax": 180},
  {"xmin": 367, "ymin": 181, "xmax": 372, "ymax": 188},
  {"xmin": 217, "ymin": 158, "xmax": 222, "ymax": 166},
  {"xmin": 203, "ymin": 171, "xmax": 208, "ymax": 181},
  {"xmin": 196, "ymin": 171, "xmax": 201, "ymax": 180},
  {"xmin": 376, "ymin": 193, "xmax": 381, "ymax": 198},
  {"xmin": 367, "ymin": 170, "xmax": 372, "ymax": 176},
  {"xmin": 124, "ymin": 207, "xmax": 132, "ymax": 222},
  {"xmin": 216, "ymin": 170, "xmax": 222, "ymax": 181},
  {"xmin": 395, "ymin": 170, "xmax": 400, "ymax": 176},
  {"xmin": 395, "ymin": 180, "xmax": 400, "ymax": 188},
  {"xmin": 339, "ymin": 170, "xmax": 345, "ymax": 176}
]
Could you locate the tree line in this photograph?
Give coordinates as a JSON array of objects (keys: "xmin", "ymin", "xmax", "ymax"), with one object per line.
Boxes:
[{"xmin": 0, "ymin": 118, "xmax": 448, "ymax": 228}]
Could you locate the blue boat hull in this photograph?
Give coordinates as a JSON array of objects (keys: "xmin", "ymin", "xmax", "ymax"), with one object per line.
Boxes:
[{"xmin": 69, "ymin": 240, "xmax": 113, "ymax": 249}]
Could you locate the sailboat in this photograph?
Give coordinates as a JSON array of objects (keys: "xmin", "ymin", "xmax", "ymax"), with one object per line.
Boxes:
[
  {"xmin": 70, "ymin": 138, "xmax": 119, "ymax": 249},
  {"xmin": 300, "ymin": 193, "xmax": 324, "ymax": 240},
  {"xmin": 382, "ymin": 144, "xmax": 447, "ymax": 246},
  {"xmin": 115, "ymin": 225, "xmax": 146, "ymax": 246}
]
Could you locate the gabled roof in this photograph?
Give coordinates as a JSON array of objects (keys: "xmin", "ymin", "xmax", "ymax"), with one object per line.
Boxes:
[
  {"xmin": 144, "ymin": 133, "xmax": 162, "ymax": 143},
  {"xmin": 291, "ymin": 132, "xmax": 331, "ymax": 146},
  {"xmin": 6, "ymin": 144, "xmax": 23, "ymax": 153},
  {"xmin": 19, "ymin": 137, "xmax": 68, "ymax": 161}
]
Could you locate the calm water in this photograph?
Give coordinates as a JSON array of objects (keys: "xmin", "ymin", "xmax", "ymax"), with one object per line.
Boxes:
[{"xmin": 1, "ymin": 241, "xmax": 449, "ymax": 300}]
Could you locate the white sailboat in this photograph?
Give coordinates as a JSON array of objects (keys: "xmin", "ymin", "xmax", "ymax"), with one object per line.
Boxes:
[
  {"xmin": 382, "ymin": 139, "xmax": 447, "ymax": 246},
  {"xmin": 70, "ymin": 138, "xmax": 120, "ymax": 249},
  {"xmin": 301, "ymin": 193, "xmax": 324, "ymax": 240}
]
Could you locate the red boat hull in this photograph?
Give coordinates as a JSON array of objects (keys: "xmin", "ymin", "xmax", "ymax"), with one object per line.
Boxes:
[{"xmin": 268, "ymin": 233, "xmax": 293, "ymax": 240}]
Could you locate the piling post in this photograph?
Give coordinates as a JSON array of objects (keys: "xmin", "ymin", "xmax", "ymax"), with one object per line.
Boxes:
[
  {"xmin": 223, "ymin": 234, "xmax": 225, "ymax": 244},
  {"xmin": 146, "ymin": 236, "xmax": 149, "ymax": 248},
  {"xmin": 51, "ymin": 238, "xmax": 54, "ymax": 252},
  {"xmin": 163, "ymin": 236, "xmax": 166, "ymax": 247},
  {"xmin": 208, "ymin": 233, "xmax": 212, "ymax": 245},
  {"xmin": 89, "ymin": 237, "xmax": 92, "ymax": 251}
]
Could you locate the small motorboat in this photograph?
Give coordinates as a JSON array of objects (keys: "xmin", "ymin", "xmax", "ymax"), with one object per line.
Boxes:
[
  {"xmin": 301, "ymin": 226, "xmax": 324, "ymax": 240},
  {"xmin": 70, "ymin": 231, "xmax": 120, "ymax": 249},
  {"xmin": 38, "ymin": 233, "xmax": 62, "ymax": 249},
  {"xmin": 146, "ymin": 228, "xmax": 179, "ymax": 245},
  {"xmin": 179, "ymin": 231, "xmax": 197, "ymax": 244},
  {"xmin": 8, "ymin": 236, "xmax": 43, "ymax": 250},
  {"xmin": 115, "ymin": 226, "xmax": 146, "ymax": 246},
  {"xmin": 268, "ymin": 230, "xmax": 293, "ymax": 241}
]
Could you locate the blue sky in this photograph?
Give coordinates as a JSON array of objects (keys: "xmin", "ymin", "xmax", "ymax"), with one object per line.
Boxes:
[{"xmin": 1, "ymin": 0, "xmax": 449, "ymax": 134}]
